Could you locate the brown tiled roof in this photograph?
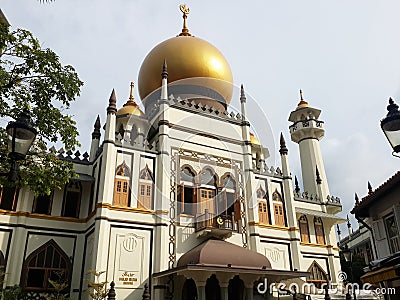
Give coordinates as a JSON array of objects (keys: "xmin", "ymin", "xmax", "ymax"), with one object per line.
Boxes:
[{"xmin": 352, "ymin": 171, "xmax": 400, "ymax": 217}]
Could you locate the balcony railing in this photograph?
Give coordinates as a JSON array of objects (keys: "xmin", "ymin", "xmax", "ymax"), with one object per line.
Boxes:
[{"xmin": 195, "ymin": 210, "xmax": 238, "ymax": 233}]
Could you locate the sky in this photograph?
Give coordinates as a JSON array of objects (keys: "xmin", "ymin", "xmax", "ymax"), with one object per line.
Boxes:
[{"xmin": 2, "ymin": 0, "xmax": 400, "ymax": 235}]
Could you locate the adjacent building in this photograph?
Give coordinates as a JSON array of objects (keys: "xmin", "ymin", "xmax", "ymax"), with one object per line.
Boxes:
[{"xmin": 352, "ymin": 171, "xmax": 400, "ymax": 299}]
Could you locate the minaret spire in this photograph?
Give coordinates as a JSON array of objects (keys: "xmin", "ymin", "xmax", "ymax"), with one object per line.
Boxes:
[
  {"xmin": 294, "ymin": 176, "xmax": 300, "ymax": 194},
  {"xmin": 178, "ymin": 4, "xmax": 192, "ymax": 36},
  {"xmin": 161, "ymin": 60, "xmax": 168, "ymax": 101},
  {"xmin": 107, "ymin": 89, "xmax": 117, "ymax": 114},
  {"xmin": 92, "ymin": 115, "xmax": 101, "ymax": 139},
  {"xmin": 279, "ymin": 132, "xmax": 288, "ymax": 155},
  {"xmin": 162, "ymin": 59, "xmax": 168, "ymax": 79},
  {"xmin": 240, "ymin": 84, "xmax": 246, "ymax": 103}
]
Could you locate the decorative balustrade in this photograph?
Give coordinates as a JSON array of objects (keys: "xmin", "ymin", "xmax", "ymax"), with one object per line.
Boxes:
[{"xmin": 195, "ymin": 210, "xmax": 238, "ymax": 233}]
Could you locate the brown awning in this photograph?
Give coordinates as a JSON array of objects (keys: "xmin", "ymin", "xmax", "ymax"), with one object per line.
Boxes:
[
  {"xmin": 361, "ymin": 265, "xmax": 400, "ymax": 284},
  {"xmin": 177, "ymin": 239, "xmax": 271, "ymax": 269},
  {"xmin": 153, "ymin": 264, "xmax": 309, "ymax": 282}
]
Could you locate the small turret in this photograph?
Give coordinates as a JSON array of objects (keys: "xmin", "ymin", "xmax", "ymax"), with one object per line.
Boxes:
[{"xmin": 90, "ymin": 115, "xmax": 101, "ymax": 161}]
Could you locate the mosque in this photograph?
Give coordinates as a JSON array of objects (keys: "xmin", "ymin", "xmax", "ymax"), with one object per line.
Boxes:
[{"xmin": 0, "ymin": 5, "xmax": 344, "ymax": 300}]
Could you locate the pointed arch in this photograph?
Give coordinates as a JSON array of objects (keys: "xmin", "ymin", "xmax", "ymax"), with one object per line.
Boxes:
[
  {"xmin": 113, "ymin": 161, "xmax": 131, "ymax": 206},
  {"xmin": 205, "ymin": 274, "xmax": 221, "ymax": 300},
  {"xmin": 180, "ymin": 165, "xmax": 196, "ymax": 183},
  {"xmin": 314, "ymin": 217, "xmax": 326, "ymax": 244},
  {"xmin": 182, "ymin": 278, "xmax": 197, "ymax": 300},
  {"xmin": 115, "ymin": 161, "xmax": 131, "ymax": 177},
  {"xmin": 299, "ymin": 215, "xmax": 310, "ymax": 243},
  {"xmin": 200, "ymin": 167, "xmax": 218, "ymax": 187},
  {"xmin": 199, "ymin": 167, "xmax": 218, "ymax": 216},
  {"xmin": 257, "ymin": 185, "xmax": 270, "ymax": 225},
  {"xmin": 138, "ymin": 164, "xmax": 154, "ymax": 210},
  {"xmin": 307, "ymin": 261, "xmax": 328, "ymax": 288},
  {"xmin": 21, "ymin": 239, "xmax": 71, "ymax": 292},
  {"xmin": 178, "ymin": 165, "xmax": 197, "ymax": 215},
  {"xmin": 221, "ymin": 173, "xmax": 236, "ymax": 190},
  {"xmin": 272, "ymin": 188, "xmax": 285, "ymax": 227},
  {"xmin": 62, "ymin": 180, "xmax": 82, "ymax": 218}
]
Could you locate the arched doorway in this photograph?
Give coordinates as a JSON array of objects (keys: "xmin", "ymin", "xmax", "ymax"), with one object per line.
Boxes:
[
  {"xmin": 205, "ymin": 274, "xmax": 221, "ymax": 300},
  {"xmin": 182, "ymin": 278, "xmax": 197, "ymax": 300},
  {"xmin": 228, "ymin": 276, "xmax": 244, "ymax": 300}
]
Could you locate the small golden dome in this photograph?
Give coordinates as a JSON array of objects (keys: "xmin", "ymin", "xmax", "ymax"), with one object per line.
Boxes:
[
  {"xmin": 116, "ymin": 82, "xmax": 145, "ymax": 117},
  {"xmin": 296, "ymin": 89, "xmax": 309, "ymax": 110},
  {"xmin": 138, "ymin": 5, "xmax": 233, "ymax": 108},
  {"xmin": 250, "ymin": 133, "xmax": 261, "ymax": 145}
]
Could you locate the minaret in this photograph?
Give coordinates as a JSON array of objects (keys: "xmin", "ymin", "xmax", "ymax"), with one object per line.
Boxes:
[
  {"xmin": 91, "ymin": 89, "xmax": 118, "ymax": 276},
  {"xmin": 154, "ymin": 61, "xmax": 171, "ymax": 274},
  {"xmin": 90, "ymin": 115, "xmax": 101, "ymax": 161},
  {"xmin": 288, "ymin": 90, "xmax": 330, "ymax": 199},
  {"xmin": 279, "ymin": 132, "xmax": 301, "ymax": 271}
]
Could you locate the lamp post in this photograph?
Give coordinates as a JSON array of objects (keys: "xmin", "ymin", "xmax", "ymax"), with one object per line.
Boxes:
[
  {"xmin": 1, "ymin": 109, "xmax": 37, "ymax": 181},
  {"xmin": 381, "ymin": 98, "xmax": 400, "ymax": 157},
  {"xmin": 341, "ymin": 245, "xmax": 356, "ymax": 300}
]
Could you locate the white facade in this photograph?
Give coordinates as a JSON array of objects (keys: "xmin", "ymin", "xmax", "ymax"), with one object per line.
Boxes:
[{"xmin": 0, "ymin": 20, "xmax": 345, "ymax": 300}]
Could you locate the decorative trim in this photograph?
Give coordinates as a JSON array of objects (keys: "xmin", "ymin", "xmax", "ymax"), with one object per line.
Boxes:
[
  {"xmin": 96, "ymin": 203, "xmax": 167, "ymax": 215},
  {"xmin": 248, "ymin": 221, "xmax": 299, "ymax": 232},
  {"xmin": 300, "ymin": 242, "xmax": 337, "ymax": 249}
]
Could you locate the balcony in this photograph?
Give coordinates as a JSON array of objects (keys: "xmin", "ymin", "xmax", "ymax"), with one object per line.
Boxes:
[{"xmin": 195, "ymin": 210, "xmax": 238, "ymax": 239}]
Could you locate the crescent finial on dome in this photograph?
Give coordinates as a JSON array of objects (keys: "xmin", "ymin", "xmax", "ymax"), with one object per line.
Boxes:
[{"xmin": 179, "ymin": 4, "xmax": 192, "ymax": 36}]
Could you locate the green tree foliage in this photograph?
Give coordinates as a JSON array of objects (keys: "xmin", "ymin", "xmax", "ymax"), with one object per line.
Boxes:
[
  {"xmin": 340, "ymin": 252, "xmax": 367, "ymax": 285},
  {"xmin": 0, "ymin": 22, "xmax": 83, "ymax": 195}
]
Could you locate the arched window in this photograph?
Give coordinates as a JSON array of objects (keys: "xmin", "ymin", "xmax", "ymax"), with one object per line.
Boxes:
[
  {"xmin": 257, "ymin": 186, "xmax": 269, "ymax": 225},
  {"xmin": 21, "ymin": 240, "xmax": 71, "ymax": 292},
  {"xmin": 33, "ymin": 193, "xmax": 53, "ymax": 215},
  {"xmin": 314, "ymin": 217, "xmax": 325, "ymax": 244},
  {"xmin": 178, "ymin": 166, "xmax": 196, "ymax": 215},
  {"xmin": 299, "ymin": 215, "xmax": 310, "ymax": 243},
  {"xmin": 205, "ymin": 274, "xmax": 221, "ymax": 300},
  {"xmin": 228, "ymin": 275, "xmax": 245, "ymax": 300},
  {"xmin": 0, "ymin": 186, "xmax": 19, "ymax": 211},
  {"xmin": 62, "ymin": 181, "xmax": 81, "ymax": 218},
  {"xmin": 307, "ymin": 261, "xmax": 328, "ymax": 288},
  {"xmin": 113, "ymin": 162, "xmax": 130, "ymax": 206},
  {"xmin": 272, "ymin": 189, "xmax": 285, "ymax": 227},
  {"xmin": 182, "ymin": 278, "xmax": 197, "ymax": 300},
  {"xmin": 219, "ymin": 175, "xmax": 239, "ymax": 220},
  {"xmin": 199, "ymin": 168, "xmax": 217, "ymax": 216},
  {"xmin": 138, "ymin": 165, "xmax": 154, "ymax": 210}
]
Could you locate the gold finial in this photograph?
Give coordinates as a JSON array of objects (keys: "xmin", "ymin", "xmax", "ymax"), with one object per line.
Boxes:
[
  {"xmin": 179, "ymin": 4, "xmax": 192, "ymax": 36},
  {"xmin": 124, "ymin": 81, "xmax": 138, "ymax": 107},
  {"xmin": 129, "ymin": 82, "xmax": 135, "ymax": 101},
  {"xmin": 296, "ymin": 88, "xmax": 309, "ymax": 110}
]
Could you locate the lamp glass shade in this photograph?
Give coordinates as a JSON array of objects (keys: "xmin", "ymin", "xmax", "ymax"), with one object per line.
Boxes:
[
  {"xmin": 6, "ymin": 111, "xmax": 37, "ymax": 160},
  {"xmin": 382, "ymin": 118, "xmax": 400, "ymax": 153}
]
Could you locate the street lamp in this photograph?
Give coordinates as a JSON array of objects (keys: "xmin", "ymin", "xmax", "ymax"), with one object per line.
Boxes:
[
  {"xmin": 341, "ymin": 245, "xmax": 357, "ymax": 300},
  {"xmin": 381, "ymin": 98, "xmax": 400, "ymax": 157},
  {"xmin": 2, "ymin": 109, "xmax": 37, "ymax": 181}
]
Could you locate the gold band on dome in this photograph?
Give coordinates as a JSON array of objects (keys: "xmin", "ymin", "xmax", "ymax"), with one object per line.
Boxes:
[{"xmin": 179, "ymin": 4, "xmax": 192, "ymax": 36}]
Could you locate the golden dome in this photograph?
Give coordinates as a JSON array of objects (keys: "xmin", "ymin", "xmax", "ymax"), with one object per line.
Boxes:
[
  {"xmin": 116, "ymin": 82, "xmax": 145, "ymax": 117},
  {"xmin": 137, "ymin": 6, "xmax": 233, "ymax": 109},
  {"xmin": 250, "ymin": 133, "xmax": 261, "ymax": 145}
]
